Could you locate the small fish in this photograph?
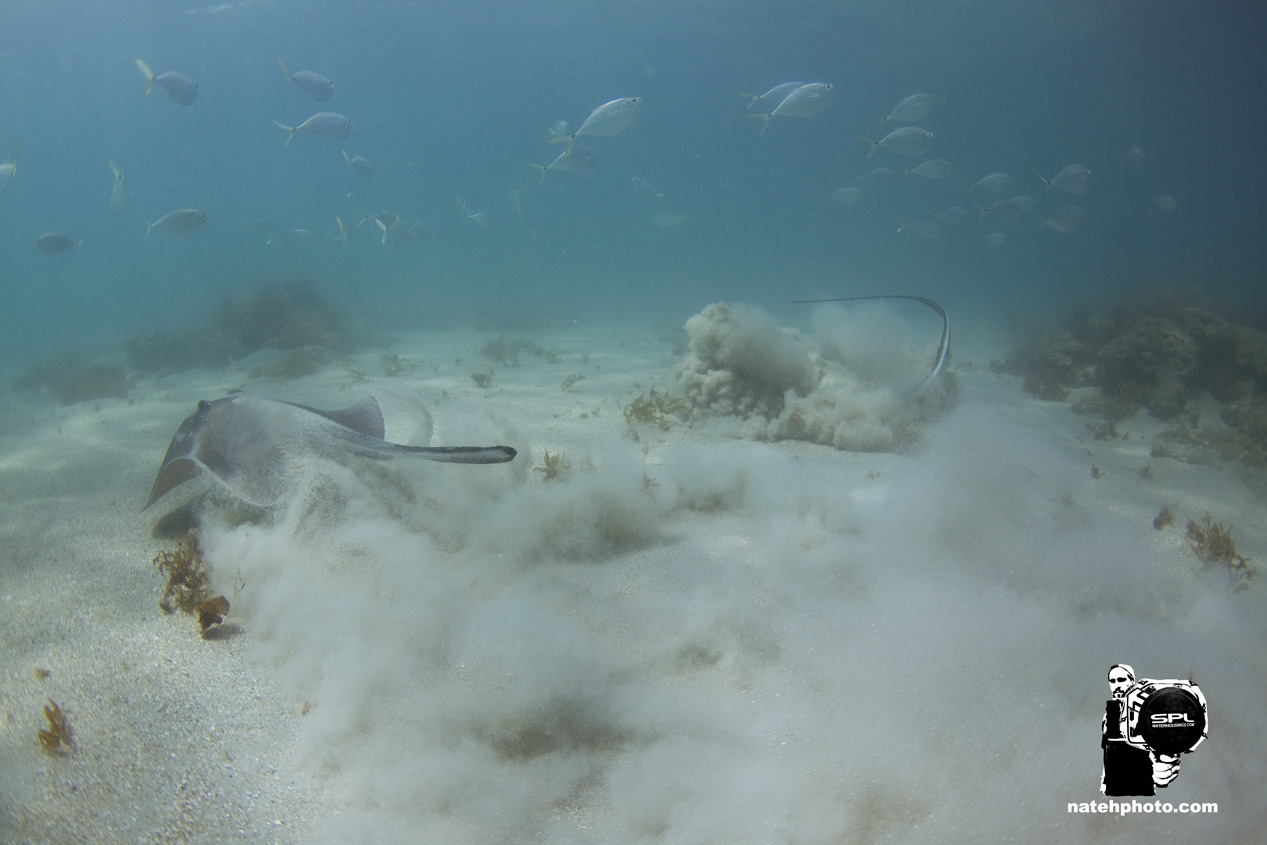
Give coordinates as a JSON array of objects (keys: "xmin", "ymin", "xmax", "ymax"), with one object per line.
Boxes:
[
  {"xmin": 653, "ymin": 210, "xmax": 695, "ymax": 228},
  {"xmin": 375, "ymin": 215, "xmax": 422, "ymax": 245},
  {"xmin": 548, "ymin": 120, "xmax": 570, "ymax": 141},
  {"xmin": 748, "ymin": 82, "xmax": 833, "ymax": 134},
  {"xmin": 972, "ymin": 172, "xmax": 1014, "ymax": 193},
  {"xmin": 862, "ymin": 167, "xmax": 897, "ymax": 183},
  {"xmin": 335, "ymin": 216, "xmax": 351, "ymax": 245},
  {"xmin": 531, "ymin": 145, "xmax": 600, "ymax": 185},
  {"xmin": 1038, "ymin": 164, "xmax": 1092, "ymax": 195},
  {"xmin": 973, "ymin": 197, "xmax": 1024, "ymax": 224},
  {"xmin": 828, "ymin": 186, "xmax": 864, "ymax": 204},
  {"xmin": 982, "ymin": 232, "xmax": 1007, "ymax": 249},
  {"xmin": 342, "ymin": 150, "xmax": 374, "ymax": 179},
  {"xmin": 145, "ymin": 208, "xmax": 208, "ymax": 240},
  {"xmin": 273, "ymin": 112, "xmax": 353, "ymax": 146},
  {"xmin": 1040, "ymin": 205, "xmax": 1086, "ymax": 234},
  {"xmin": 136, "ymin": 59, "xmax": 198, "ymax": 105},
  {"xmin": 34, "ymin": 232, "xmax": 81, "ymax": 255},
  {"xmin": 0, "ymin": 141, "xmax": 20, "ymax": 196},
  {"xmin": 1152, "ymin": 194, "xmax": 1177, "ymax": 212},
  {"xmin": 508, "ymin": 187, "xmax": 526, "ymax": 219},
  {"xmin": 878, "ymin": 93, "xmax": 935, "ymax": 125},
  {"xmin": 108, "ymin": 159, "xmax": 127, "ymax": 213},
  {"xmin": 857, "ymin": 126, "xmax": 934, "ymax": 158},
  {"xmin": 278, "ymin": 59, "xmax": 333, "ymax": 101},
  {"xmin": 631, "ymin": 176, "xmax": 664, "ymax": 200},
  {"xmin": 904, "ymin": 159, "xmax": 952, "ymax": 179},
  {"xmin": 551, "ymin": 97, "xmax": 642, "ymax": 151},
  {"xmin": 896, "ymin": 219, "xmax": 941, "ymax": 238},
  {"xmin": 1009, "ymin": 194, "xmax": 1039, "ymax": 214},
  {"xmin": 739, "ymin": 82, "xmax": 805, "ymax": 111},
  {"xmin": 936, "ymin": 206, "xmax": 972, "ymax": 226},
  {"xmin": 1124, "ymin": 146, "xmax": 1147, "ymax": 169}
]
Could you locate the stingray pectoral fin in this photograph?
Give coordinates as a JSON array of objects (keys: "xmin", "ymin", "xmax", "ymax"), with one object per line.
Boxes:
[
  {"xmin": 144, "ymin": 457, "xmax": 203, "ymax": 509},
  {"xmin": 397, "ymin": 444, "xmax": 517, "ymax": 464},
  {"xmin": 290, "ymin": 396, "xmax": 386, "ymax": 440}
]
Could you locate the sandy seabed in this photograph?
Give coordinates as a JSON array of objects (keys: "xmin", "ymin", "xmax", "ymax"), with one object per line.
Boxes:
[{"xmin": 1, "ymin": 318, "xmax": 1264, "ymax": 844}]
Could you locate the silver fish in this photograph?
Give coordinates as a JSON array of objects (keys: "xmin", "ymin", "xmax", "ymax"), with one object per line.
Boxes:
[
  {"xmin": 531, "ymin": 145, "xmax": 600, "ymax": 185},
  {"xmin": 631, "ymin": 176, "xmax": 664, "ymax": 200},
  {"xmin": 273, "ymin": 112, "xmax": 353, "ymax": 146},
  {"xmin": 857, "ymin": 126, "xmax": 934, "ymax": 158},
  {"xmin": 1040, "ymin": 205, "xmax": 1086, "ymax": 234},
  {"xmin": 548, "ymin": 120, "xmax": 570, "ymax": 140},
  {"xmin": 108, "ymin": 159, "xmax": 127, "ymax": 213},
  {"xmin": 342, "ymin": 150, "xmax": 374, "ymax": 179},
  {"xmin": 1038, "ymin": 164, "xmax": 1092, "ymax": 195},
  {"xmin": 145, "ymin": 208, "xmax": 208, "ymax": 240},
  {"xmin": 982, "ymin": 232, "xmax": 1006, "ymax": 249},
  {"xmin": 897, "ymin": 219, "xmax": 941, "ymax": 238},
  {"xmin": 34, "ymin": 232, "xmax": 81, "ymax": 255},
  {"xmin": 553, "ymin": 97, "xmax": 642, "ymax": 148},
  {"xmin": 828, "ymin": 186, "xmax": 864, "ymax": 204},
  {"xmin": 974, "ymin": 197, "xmax": 1024, "ymax": 224},
  {"xmin": 278, "ymin": 59, "xmax": 333, "ymax": 101},
  {"xmin": 879, "ymin": 93, "xmax": 935, "ymax": 125},
  {"xmin": 1153, "ymin": 195, "xmax": 1177, "ymax": 212},
  {"xmin": 972, "ymin": 172, "xmax": 1014, "ymax": 193},
  {"xmin": 739, "ymin": 82, "xmax": 805, "ymax": 111},
  {"xmin": 653, "ymin": 210, "xmax": 695, "ymax": 228},
  {"xmin": 905, "ymin": 159, "xmax": 952, "ymax": 179},
  {"xmin": 749, "ymin": 82, "xmax": 833, "ymax": 134},
  {"xmin": 0, "ymin": 141, "xmax": 19, "ymax": 196},
  {"xmin": 136, "ymin": 59, "xmax": 198, "ymax": 105}
]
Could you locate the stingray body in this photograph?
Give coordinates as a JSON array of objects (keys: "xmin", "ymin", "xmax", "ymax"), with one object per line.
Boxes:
[{"xmin": 144, "ymin": 392, "xmax": 516, "ymax": 509}]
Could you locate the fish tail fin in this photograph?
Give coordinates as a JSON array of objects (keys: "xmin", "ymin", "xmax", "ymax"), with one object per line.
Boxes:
[
  {"xmin": 277, "ymin": 58, "xmax": 291, "ymax": 84},
  {"xmin": 746, "ymin": 113, "xmax": 772, "ymax": 134},
  {"xmin": 857, "ymin": 135, "xmax": 879, "ymax": 158},
  {"xmin": 135, "ymin": 59, "xmax": 154, "ymax": 93},
  {"xmin": 529, "ymin": 164, "xmax": 547, "ymax": 186},
  {"xmin": 11, "ymin": 141, "xmax": 19, "ymax": 173},
  {"xmin": 973, "ymin": 201, "xmax": 987, "ymax": 225},
  {"xmin": 273, "ymin": 121, "xmax": 295, "ymax": 146},
  {"xmin": 1037, "ymin": 171, "xmax": 1051, "ymax": 192},
  {"xmin": 739, "ymin": 92, "xmax": 759, "ymax": 108},
  {"xmin": 335, "ymin": 216, "xmax": 349, "ymax": 245},
  {"xmin": 144, "ymin": 221, "xmax": 153, "ymax": 242},
  {"xmin": 546, "ymin": 135, "xmax": 576, "ymax": 155},
  {"xmin": 375, "ymin": 218, "xmax": 389, "ymax": 244},
  {"xmin": 342, "ymin": 149, "xmax": 351, "ymax": 166},
  {"xmin": 108, "ymin": 158, "xmax": 120, "ymax": 178}
]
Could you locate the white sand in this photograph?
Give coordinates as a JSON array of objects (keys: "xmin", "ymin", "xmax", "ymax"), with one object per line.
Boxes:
[{"xmin": 2, "ymin": 316, "xmax": 1264, "ymax": 843}]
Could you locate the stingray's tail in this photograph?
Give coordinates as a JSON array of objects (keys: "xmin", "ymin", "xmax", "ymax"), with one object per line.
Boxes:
[{"xmin": 405, "ymin": 445, "xmax": 517, "ymax": 463}]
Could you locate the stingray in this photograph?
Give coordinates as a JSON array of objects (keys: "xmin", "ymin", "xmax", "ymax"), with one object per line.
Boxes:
[
  {"xmin": 144, "ymin": 391, "xmax": 516, "ymax": 509},
  {"xmin": 793, "ymin": 294, "xmax": 950, "ymax": 386}
]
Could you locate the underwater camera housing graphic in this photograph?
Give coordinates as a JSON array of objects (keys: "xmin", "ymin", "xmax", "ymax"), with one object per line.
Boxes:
[{"xmin": 1106, "ymin": 679, "xmax": 1209, "ymax": 756}]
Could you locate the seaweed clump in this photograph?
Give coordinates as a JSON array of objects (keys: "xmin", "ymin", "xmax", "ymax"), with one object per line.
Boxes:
[
  {"xmin": 533, "ymin": 449, "xmax": 570, "ymax": 481},
  {"xmin": 1186, "ymin": 514, "xmax": 1257, "ymax": 591},
  {"xmin": 14, "ymin": 354, "xmax": 129, "ymax": 405},
  {"xmin": 479, "ymin": 335, "xmax": 561, "ymax": 366},
  {"xmin": 623, "ymin": 387, "xmax": 687, "ymax": 431},
  {"xmin": 153, "ymin": 529, "xmax": 230, "ymax": 636},
  {"xmin": 37, "ymin": 699, "xmax": 74, "ymax": 754},
  {"xmin": 126, "ymin": 278, "xmax": 363, "ymax": 375}
]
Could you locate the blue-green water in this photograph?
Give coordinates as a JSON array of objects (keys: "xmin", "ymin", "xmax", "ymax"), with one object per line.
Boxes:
[{"xmin": 4, "ymin": 1, "xmax": 1264, "ymax": 364}]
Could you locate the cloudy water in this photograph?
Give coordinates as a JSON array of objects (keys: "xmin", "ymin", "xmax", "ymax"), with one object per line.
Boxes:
[{"xmin": 3, "ymin": 2, "xmax": 1267, "ymax": 843}]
